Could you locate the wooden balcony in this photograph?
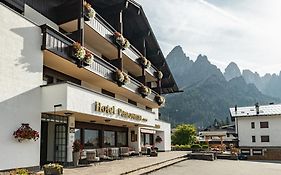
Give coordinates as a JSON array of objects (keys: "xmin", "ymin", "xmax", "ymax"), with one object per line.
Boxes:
[
  {"xmin": 41, "ymin": 24, "xmax": 160, "ymax": 107},
  {"xmin": 59, "ymin": 14, "xmax": 158, "ymax": 82}
]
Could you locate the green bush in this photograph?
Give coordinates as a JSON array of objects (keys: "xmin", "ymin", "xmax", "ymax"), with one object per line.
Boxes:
[
  {"xmin": 191, "ymin": 144, "xmax": 202, "ymax": 149},
  {"xmin": 172, "ymin": 144, "xmax": 191, "ymax": 151},
  {"xmin": 202, "ymin": 145, "xmax": 209, "ymax": 149}
]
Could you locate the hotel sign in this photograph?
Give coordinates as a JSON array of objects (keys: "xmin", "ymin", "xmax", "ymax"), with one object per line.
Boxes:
[{"xmin": 95, "ymin": 102, "xmax": 148, "ymax": 122}]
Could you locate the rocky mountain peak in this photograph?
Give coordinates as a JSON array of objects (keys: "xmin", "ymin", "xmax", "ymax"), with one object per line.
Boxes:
[{"xmin": 224, "ymin": 62, "xmax": 241, "ymax": 81}]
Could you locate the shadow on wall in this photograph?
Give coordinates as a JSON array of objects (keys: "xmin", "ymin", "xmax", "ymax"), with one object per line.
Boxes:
[
  {"xmin": 10, "ymin": 26, "xmax": 42, "ymax": 73},
  {"xmin": 0, "ymin": 87, "xmax": 41, "ymax": 170}
]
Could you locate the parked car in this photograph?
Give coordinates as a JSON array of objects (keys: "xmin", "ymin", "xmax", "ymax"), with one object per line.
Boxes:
[{"xmin": 238, "ymin": 154, "xmax": 248, "ymax": 160}]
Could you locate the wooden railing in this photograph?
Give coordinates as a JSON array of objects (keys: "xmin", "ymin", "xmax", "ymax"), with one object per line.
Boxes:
[{"xmin": 41, "ymin": 24, "xmax": 159, "ymax": 103}]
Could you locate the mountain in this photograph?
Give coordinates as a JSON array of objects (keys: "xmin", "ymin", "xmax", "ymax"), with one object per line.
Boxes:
[
  {"xmin": 240, "ymin": 70, "xmax": 281, "ymax": 99},
  {"xmin": 166, "ymin": 46, "xmax": 193, "ymax": 87},
  {"xmin": 161, "ymin": 46, "xmax": 279, "ymax": 127},
  {"xmin": 224, "ymin": 62, "xmax": 241, "ymax": 81}
]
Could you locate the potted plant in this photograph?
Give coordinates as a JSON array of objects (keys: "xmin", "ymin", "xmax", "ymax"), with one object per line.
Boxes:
[
  {"xmin": 83, "ymin": 50, "xmax": 94, "ymax": 66},
  {"xmin": 113, "ymin": 32, "xmax": 130, "ymax": 49},
  {"xmin": 83, "ymin": 1, "xmax": 96, "ymax": 21},
  {"xmin": 43, "ymin": 163, "xmax": 63, "ymax": 175},
  {"xmin": 139, "ymin": 85, "xmax": 151, "ymax": 98},
  {"xmin": 73, "ymin": 140, "xmax": 83, "ymax": 167},
  {"xmin": 154, "ymin": 71, "xmax": 163, "ymax": 80},
  {"xmin": 114, "ymin": 69, "xmax": 130, "ymax": 86},
  {"xmin": 138, "ymin": 56, "xmax": 151, "ymax": 68},
  {"xmin": 13, "ymin": 123, "xmax": 39, "ymax": 142},
  {"xmin": 155, "ymin": 95, "xmax": 165, "ymax": 106}
]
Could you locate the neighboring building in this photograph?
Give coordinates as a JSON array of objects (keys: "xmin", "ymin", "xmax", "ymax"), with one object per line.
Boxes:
[
  {"xmin": 230, "ymin": 103, "xmax": 281, "ymax": 160},
  {"xmin": 0, "ymin": 0, "xmax": 179, "ymax": 171},
  {"xmin": 198, "ymin": 125, "xmax": 238, "ymax": 148}
]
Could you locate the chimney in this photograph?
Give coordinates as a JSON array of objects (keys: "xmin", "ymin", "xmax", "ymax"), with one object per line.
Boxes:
[
  {"xmin": 255, "ymin": 103, "xmax": 259, "ymax": 115},
  {"xmin": 234, "ymin": 105, "xmax": 237, "ymax": 113}
]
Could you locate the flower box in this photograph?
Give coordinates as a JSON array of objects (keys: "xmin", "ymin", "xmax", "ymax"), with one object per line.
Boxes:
[
  {"xmin": 83, "ymin": 1, "xmax": 96, "ymax": 21},
  {"xmin": 139, "ymin": 85, "xmax": 151, "ymax": 98},
  {"xmin": 113, "ymin": 32, "xmax": 130, "ymax": 49},
  {"xmin": 114, "ymin": 69, "xmax": 130, "ymax": 86},
  {"xmin": 43, "ymin": 164, "xmax": 63, "ymax": 175},
  {"xmin": 155, "ymin": 95, "xmax": 165, "ymax": 106},
  {"xmin": 138, "ymin": 56, "xmax": 151, "ymax": 69}
]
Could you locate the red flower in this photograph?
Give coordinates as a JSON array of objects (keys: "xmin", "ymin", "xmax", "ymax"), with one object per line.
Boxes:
[{"xmin": 13, "ymin": 124, "xmax": 39, "ymax": 142}]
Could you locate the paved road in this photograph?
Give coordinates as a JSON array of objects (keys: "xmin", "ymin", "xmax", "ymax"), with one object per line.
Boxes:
[{"xmin": 150, "ymin": 159, "xmax": 281, "ymax": 175}]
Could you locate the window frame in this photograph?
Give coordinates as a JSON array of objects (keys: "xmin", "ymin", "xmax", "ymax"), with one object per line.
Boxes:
[
  {"xmin": 261, "ymin": 135, "xmax": 270, "ymax": 142},
  {"xmin": 252, "ymin": 136, "xmax": 256, "ymax": 143},
  {"xmin": 260, "ymin": 121, "xmax": 269, "ymax": 128},
  {"xmin": 251, "ymin": 122, "xmax": 255, "ymax": 129}
]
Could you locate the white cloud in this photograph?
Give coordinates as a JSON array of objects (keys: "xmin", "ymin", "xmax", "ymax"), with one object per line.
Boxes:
[{"xmin": 137, "ymin": 0, "xmax": 281, "ymax": 75}]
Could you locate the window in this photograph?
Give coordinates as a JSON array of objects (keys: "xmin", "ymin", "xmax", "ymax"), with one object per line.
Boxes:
[
  {"xmin": 102, "ymin": 89, "xmax": 115, "ymax": 98},
  {"xmin": 261, "ymin": 136, "xmax": 270, "ymax": 142},
  {"xmin": 146, "ymin": 106, "xmax": 152, "ymax": 112},
  {"xmin": 128, "ymin": 99, "xmax": 137, "ymax": 106},
  {"xmin": 74, "ymin": 129, "xmax": 81, "ymax": 141},
  {"xmin": 251, "ymin": 122, "xmax": 255, "ymax": 129},
  {"xmin": 104, "ymin": 131, "xmax": 115, "ymax": 147},
  {"xmin": 241, "ymin": 149, "xmax": 251, "ymax": 155},
  {"xmin": 117, "ymin": 132, "xmax": 127, "ymax": 147},
  {"xmin": 252, "ymin": 136, "xmax": 256, "ymax": 143},
  {"xmin": 84, "ymin": 130, "xmax": 100, "ymax": 148},
  {"xmin": 260, "ymin": 122, "xmax": 269, "ymax": 128},
  {"xmin": 253, "ymin": 149, "xmax": 263, "ymax": 155}
]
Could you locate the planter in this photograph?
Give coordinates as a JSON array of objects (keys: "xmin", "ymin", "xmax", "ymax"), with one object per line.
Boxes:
[
  {"xmin": 73, "ymin": 152, "xmax": 80, "ymax": 167},
  {"xmin": 43, "ymin": 164, "xmax": 63, "ymax": 175},
  {"xmin": 43, "ymin": 167, "xmax": 63, "ymax": 175}
]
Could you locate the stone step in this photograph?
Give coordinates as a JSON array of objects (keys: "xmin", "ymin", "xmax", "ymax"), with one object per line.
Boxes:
[{"xmin": 123, "ymin": 157, "xmax": 187, "ymax": 175}]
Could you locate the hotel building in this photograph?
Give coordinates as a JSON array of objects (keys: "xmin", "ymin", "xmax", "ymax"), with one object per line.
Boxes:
[
  {"xmin": 230, "ymin": 103, "xmax": 281, "ymax": 160},
  {"xmin": 0, "ymin": 0, "xmax": 179, "ymax": 171}
]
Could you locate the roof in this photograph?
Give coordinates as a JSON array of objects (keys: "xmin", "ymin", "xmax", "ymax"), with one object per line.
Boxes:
[{"xmin": 230, "ymin": 104, "xmax": 281, "ymax": 118}]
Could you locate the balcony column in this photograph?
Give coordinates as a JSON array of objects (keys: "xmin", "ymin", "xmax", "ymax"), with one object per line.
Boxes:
[
  {"xmin": 117, "ymin": 10, "xmax": 124, "ymax": 71},
  {"xmin": 157, "ymin": 79, "xmax": 162, "ymax": 95},
  {"xmin": 77, "ymin": 0, "xmax": 84, "ymax": 45}
]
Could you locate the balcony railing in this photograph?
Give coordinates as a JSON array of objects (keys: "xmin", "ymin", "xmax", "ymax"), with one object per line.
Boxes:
[
  {"xmin": 86, "ymin": 14, "xmax": 158, "ymax": 77},
  {"xmin": 41, "ymin": 24, "xmax": 159, "ymax": 104}
]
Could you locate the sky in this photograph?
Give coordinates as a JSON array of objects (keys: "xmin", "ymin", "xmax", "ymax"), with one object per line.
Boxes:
[{"xmin": 137, "ymin": 0, "xmax": 281, "ymax": 76}]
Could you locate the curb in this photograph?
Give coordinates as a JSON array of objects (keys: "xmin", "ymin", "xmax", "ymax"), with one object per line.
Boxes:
[
  {"xmin": 121, "ymin": 155, "xmax": 187, "ymax": 175},
  {"xmin": 140, "ymin": 158, "xmax": 188, "ymax": 175}
]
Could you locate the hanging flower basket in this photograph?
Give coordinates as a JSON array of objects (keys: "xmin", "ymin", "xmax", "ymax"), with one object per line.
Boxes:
[
  {"xmin": 138, "ymin": 56, "xmax": 151, "ymax": 69},
  {"xmin": 155, "ymin": 136, "xmax": 163, "ymax": 143},
  {"xmin": 114, "ymin": 69, "xmax": 130, "ymax": 86},
  {"xmin": 155, "ymin": 95, "xmax": 165, "ymax": 106},
  {"xmin": 139, "ymin": 85, "xmax": 151, "ymax": 98},
  {"xmin": 83, "ymin": 1, "xmax": 96, "ymax": 21},
  {"xmin": 113, "ymin": 32, "xmax": 130, "ymax": 49},
  {"xmin": 43, "ymin": 163, "xmax": 63, "ymax": 175},
  {"xmin": 155, "ymin": 71, "xmax": 163, "ymax": 80},
  {"xmin": 13, "ymin": 123, "xmax": 39, "ymax": 142}
]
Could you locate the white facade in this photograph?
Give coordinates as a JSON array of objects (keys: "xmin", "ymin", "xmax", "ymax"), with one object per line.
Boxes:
[
  {"xmin": 236, "ymin": 115, "xmax": 281, "ymax": 147},
  {"xmin": 0, "ymin": 2, "xmax": 173, "ymax": 171},
  {"xmin": 0, "ymin": 4, "xmax": 43, "ymax": 170}
]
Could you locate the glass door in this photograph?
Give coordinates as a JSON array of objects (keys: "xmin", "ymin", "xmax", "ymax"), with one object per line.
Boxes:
[{"xmin": 54, "ymin": 124, "xmax": 67, "ymax": 163}]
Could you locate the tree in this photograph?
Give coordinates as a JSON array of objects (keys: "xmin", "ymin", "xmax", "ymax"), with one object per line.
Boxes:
[
  {"xmin": 225, "ymin": 116, "xmax": 230, "ymax": 125},
  {"xmin": 172, "ymin": 124, "xmax": 197, "ymax": 145}
]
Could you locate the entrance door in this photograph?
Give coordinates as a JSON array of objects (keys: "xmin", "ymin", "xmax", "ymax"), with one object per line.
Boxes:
[
  {"xmin": 54, "ymin": 124, "xmax": 67, "ymax": 163},
  {"xmin": 40, "ymin": 121, "xmax": 48, "ymax": 166}
]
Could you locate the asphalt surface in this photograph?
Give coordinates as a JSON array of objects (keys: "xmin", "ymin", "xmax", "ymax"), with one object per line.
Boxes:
[{"xmin": 150, "ymin": 159, "xmax": 281, "ymax": 175}]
